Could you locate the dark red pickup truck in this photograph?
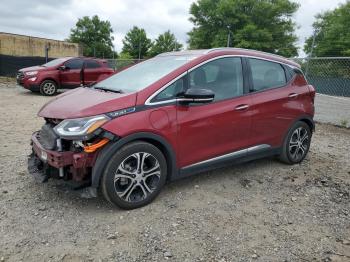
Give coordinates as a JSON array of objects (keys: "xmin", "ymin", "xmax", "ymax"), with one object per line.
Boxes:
[{"xmin": 17, "ymin": 57, "xmax": 114, "ymax": 95}]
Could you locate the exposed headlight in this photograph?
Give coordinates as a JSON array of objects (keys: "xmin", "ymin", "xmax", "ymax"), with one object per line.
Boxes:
[
  {"xmin": 54, "ymin": 115, "xmax": 110, "ymax": 140},
  {"xmin": 25, "ymin": 71, "xmax": 38, "ymax": 76}
]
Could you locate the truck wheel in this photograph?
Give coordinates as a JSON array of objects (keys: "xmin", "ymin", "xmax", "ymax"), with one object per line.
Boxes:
[
  {"xmin": 101, "ymin": 141, "xmax": 167, "ymax": 209},
  {"xmin": 40, "ymin": 80, "xmax": 57, "ymax": 96}
]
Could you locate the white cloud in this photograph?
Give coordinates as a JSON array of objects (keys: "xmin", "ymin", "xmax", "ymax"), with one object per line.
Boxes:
[{"xmin": 0, "ymin": 0, "xmax": 346, "ymax": 56}]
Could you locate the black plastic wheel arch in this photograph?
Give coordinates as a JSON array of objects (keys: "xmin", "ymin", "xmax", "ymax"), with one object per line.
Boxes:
[{"xmin": 91, "ymin": 132, "xmax": 178, "ymax": 188}]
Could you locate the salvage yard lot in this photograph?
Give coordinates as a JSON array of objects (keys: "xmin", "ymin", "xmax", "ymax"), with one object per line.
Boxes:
[{"xmin": 0, "ymin": 81, "xmax": 349, "ymax": 262}]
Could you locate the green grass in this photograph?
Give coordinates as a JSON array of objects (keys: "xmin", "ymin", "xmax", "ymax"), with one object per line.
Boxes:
[{"xmin": 340, "ymin": 119, "xmax": 349, "ymax": 128}]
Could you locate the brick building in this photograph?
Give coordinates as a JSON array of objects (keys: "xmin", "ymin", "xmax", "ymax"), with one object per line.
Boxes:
[{"xmin": 0, "ymin": 32, "xmax": 82, "ymax": 76}]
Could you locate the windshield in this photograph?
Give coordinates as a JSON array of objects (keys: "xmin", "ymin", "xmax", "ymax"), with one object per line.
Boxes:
[
  {"xmin": 42, "ymin": 58, "xmax": 70, "ymax": 67},
  {"xmin": 94, "ymin": 55, "xmax": 197, "ymax": 93}
]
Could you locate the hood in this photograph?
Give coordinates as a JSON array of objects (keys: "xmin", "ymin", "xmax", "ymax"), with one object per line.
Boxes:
[
  {"xmin": 20, "ymin": 65, "xmax": 47, "ymax": 72},
  {"xmin": 38, "ymin": 87, "xmax": 137, "ymax": 119}
]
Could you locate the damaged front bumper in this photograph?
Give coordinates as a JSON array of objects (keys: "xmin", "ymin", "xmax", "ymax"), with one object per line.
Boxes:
[{"xmin": 28, "ymin": 132, "xmax": 100, "ymax": 195}]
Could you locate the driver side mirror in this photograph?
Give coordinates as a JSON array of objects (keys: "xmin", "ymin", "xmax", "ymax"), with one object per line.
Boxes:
[
  {"xmin": 177, "ymin": 88, "xmax": 215, "ymax": 103},
  {"xmin": 58, "ymin": 65, "xmax": 67, "ymax": 71}
]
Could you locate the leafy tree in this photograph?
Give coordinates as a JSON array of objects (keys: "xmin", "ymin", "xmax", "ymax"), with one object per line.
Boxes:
[
  {"xmin": 304, "ymin": 1, "xmax": 350, "ymax": 57},
  {"xmin": 68, "ymin": 15, "xmax": 115, "ymax": 58},
  {"xmin": 116, "ymin": 52, "xmax": 136, "ymax": 69},
  {"xmin": 188, "ymin": 0, "xmax": 299, "ymax": 57},
  {"xmin": 122, "ymin": 26, "xmax": 152, "ymax": 59},
  {"xmin": 118, "ymin": 52, "xmax": 133, "ymax": 59},
  {"xmin": 149, "ymin": 31, "xmax": 183, "ymax": 56}
]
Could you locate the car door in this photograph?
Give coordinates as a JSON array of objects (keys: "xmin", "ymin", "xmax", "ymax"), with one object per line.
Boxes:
[
  {"xmin": 176, "ymin": 57, "xmax": 252, "ymax": 168},
  {"xmin": 247, "ymin": 58, "xmax": 303, "ymax": 148},
  {"xmin": 59, "ymin": 58, "xmax": 84, "ymax": 88}
]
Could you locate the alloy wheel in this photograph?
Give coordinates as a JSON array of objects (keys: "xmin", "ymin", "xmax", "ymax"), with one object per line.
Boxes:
[
  {"xmin": 42, "ymin": 82, "xmax": 56, "ymax": 95},
  {"xmin": 114, "ymin": 152, "xmax": 161, "ymax": 202},
  {"xmin": 288, "ymin": 127, "xmax": 309, "ymax": 162}
]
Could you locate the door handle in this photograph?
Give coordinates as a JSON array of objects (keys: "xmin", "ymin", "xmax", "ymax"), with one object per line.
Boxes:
[
  {"xmin": 288, "ymin": 93, "xmax": 298, "ymax": 98},
  {"xmin": 235, "ymin": 104, "xmax": 249, "ymax": 111}
]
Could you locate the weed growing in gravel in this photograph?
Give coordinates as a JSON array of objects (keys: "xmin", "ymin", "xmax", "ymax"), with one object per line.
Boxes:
[{"xmin": 340, "ymin": 119, "xmax": 349, "ymax": 128}]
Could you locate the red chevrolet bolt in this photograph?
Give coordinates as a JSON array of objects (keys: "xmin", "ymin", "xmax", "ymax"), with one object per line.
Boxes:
[{"xmin": 28, "ymin": 48, "xmax": 315, "ymax": 209}]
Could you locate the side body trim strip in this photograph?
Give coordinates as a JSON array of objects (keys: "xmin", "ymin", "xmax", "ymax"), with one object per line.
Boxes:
[{"xmin": 183, "ymin": 144, "xmax": 271, "ymax": 169}]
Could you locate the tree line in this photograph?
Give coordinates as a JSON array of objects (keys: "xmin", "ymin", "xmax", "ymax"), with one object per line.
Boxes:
[
  {"xmin": 68, "ymin": 0, "xmax": 350, "ymax": 59},
  {"xmin": 68, "ymin": 17, "xmax": 182, "ymax": 59}
]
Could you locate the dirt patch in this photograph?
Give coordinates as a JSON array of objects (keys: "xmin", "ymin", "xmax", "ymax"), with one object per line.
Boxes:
[{"xmin": 0, "ymin": 82, "xmax": 349, "ymax": 262}]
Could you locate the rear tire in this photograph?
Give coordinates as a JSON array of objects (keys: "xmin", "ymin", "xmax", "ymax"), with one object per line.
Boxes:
[
  {"xmin": 40, "ymin": 80, "xmax": 57, "ymax": 96},
  {"xmin": 279, "ymin": 121, "xmax": 312, "ymax": 164},
  {"xmin": 101, "ymin": 141, "xmax": 167, "ymax": 210}
]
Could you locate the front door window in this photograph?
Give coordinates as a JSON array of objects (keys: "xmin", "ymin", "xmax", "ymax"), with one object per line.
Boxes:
[{"xmin": 188, "ymin": 57, "xmax": 243, "ymax": 101}]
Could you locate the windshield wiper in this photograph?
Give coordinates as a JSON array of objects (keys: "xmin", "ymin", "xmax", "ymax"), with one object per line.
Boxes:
[{"xmin": 94, "ymin": 86, "xmax": 124, "ymax": 94}]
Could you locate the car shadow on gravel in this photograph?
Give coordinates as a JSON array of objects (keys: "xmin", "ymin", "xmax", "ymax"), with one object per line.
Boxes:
[
  {"xmin": 15, "ymin": 86, "xmax": 66, "ymax": 97},
  {"xmin": 166, "ymin": 156, "xmax": 279, "ymax": 189}
]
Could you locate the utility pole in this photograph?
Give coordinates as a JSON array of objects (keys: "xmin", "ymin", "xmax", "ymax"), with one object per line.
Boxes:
[
  {"xmin": 45, "ymin": 43, "xmax": 50, "ymax": 63},
  {"xmin": 138, "ymin": 40, "xmax": 141, "ymax": 60},
  {"xmin": 305, "ymin": 28, "xmax": 318, "ymax": 77},
  {"xmin": 138, "ymin": 28, "xmax": 142, "ymax": 60},
  {"xmin": 227, "ymin": 26, "xmax": 231, "ymax": 47}
]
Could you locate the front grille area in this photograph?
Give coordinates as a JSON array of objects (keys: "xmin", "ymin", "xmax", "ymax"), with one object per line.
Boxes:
[
  {"xmin": 38, "ymin": 121, "xmax": 73, "ymax": 152},
  {"xmin": 16, "ymin": 71, "xmax": 24, "ymax": 80},
  {"xmin": 37, "ymin": 124, "xmax": 58, "ymax": 150},
  {"xmin": 16, "ymin": 71, "xmax": 24, "ymax": 84},
  {"xmin": 45, "ymin": 118, "xmax": 63, "ymax": 126}
]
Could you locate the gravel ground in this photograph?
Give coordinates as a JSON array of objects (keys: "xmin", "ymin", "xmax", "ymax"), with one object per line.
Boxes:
[{"xmin": 0, "ymin": 81, "xmax": 349, "ymax": 262}]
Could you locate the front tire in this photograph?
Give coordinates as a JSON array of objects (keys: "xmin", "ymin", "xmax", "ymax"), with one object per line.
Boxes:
[
  {"xmin": 101, "ymin": 141, "xmax": 167, "ymax": 209},
  {"xmin": 40, "ymin": 80, "xmax": 57, "ymax": 96},
  {"xmin": 279, "ymin": 121, "xmax": 312, "ymax": 164}
]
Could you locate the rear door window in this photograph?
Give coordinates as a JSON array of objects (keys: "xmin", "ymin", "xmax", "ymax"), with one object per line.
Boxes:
[
  {"xmin": 86, "ymin": 60, "xmax": 101, "ymax": 69},
  {"xmin": 249, "ymin": 58, "xmax": 286, "ymax": 91},
  {"xmin": 65, "ymin": 59, "xmax": 84, "ymax": 70}
]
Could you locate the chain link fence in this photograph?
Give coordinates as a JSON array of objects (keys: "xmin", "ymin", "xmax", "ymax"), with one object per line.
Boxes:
[
  {"xmin": 292, "ymin": 57, "xmax": 350, "ymax": 97},
  {"xmin": 107, "ymin": 57, "xmax": 350, "ymax": 97},
  {"xmin": 106, "ymin": 59, "xmax": 145, "ymax": 71},
  {"xmin": 1, "ymin": 53, "xmax": 349, "ymax": 97}
]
